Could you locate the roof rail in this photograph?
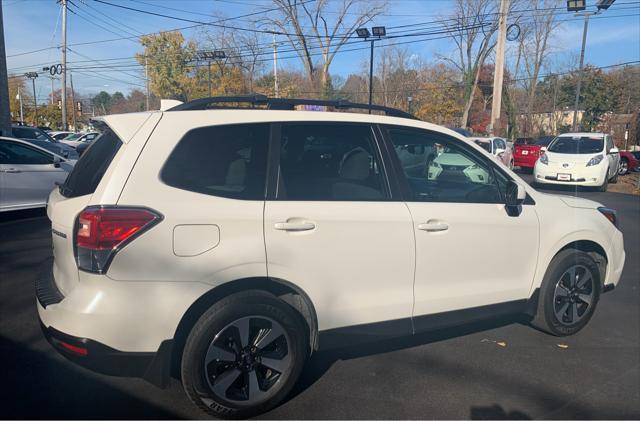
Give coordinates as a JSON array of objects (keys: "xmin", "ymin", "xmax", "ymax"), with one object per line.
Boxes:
[{"xmin": 166, "ymin": 94, "xmax": 417, "ymax": 120}]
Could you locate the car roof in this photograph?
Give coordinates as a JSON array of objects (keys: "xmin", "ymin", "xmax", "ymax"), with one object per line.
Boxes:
[
  {"xmin": 0, "ymin": 136, "xmax": 64, "ymax": 158},
  {"xmin": 558, "ymin": 132, "xmax": 605, "ymax": 138}
]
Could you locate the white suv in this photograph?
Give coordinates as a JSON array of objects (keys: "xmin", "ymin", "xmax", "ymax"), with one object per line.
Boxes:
[
  {"xmin": 38, "ymin": 97, "xmax": 625, "ymax": 418},
  {"xmin": 534, "ymin": 132, "xmax": 620, "ymax": 191}
]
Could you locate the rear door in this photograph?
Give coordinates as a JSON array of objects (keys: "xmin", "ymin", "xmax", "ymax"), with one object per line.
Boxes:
[
  {"xmin": 0, "ymin": 139, "xmax": 67, "ymax": 211},
  {"xmin": 264, "ymin": 122, "xmax": 415, "ymax": 334}
]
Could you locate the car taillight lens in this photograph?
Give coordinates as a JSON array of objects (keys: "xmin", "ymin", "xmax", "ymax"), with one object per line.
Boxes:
[
  {"xmin": 75, "ymin": 207, "xmax": 162, "ymax": 273},
  {"xmin": 597, "ymin": 207, "xmax": 618, "ymax": 227}
]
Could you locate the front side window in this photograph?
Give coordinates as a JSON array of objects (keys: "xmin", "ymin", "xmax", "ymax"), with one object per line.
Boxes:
[
  {"xmin": 495, "ymin": 138, "xmax": 507, "ymax": 151},
  {"xmin": 278, "ymin": 123, "xmax": 387, "ymax": 201},
  {"xmin": 548, "ymin": 136, "xmax": 604, "ymax": 154},
  {"xmin": 162, "ymin": 123, "xmax": 269, "ymax": 200},
  {"xmin": 0, "ymin": 141, "xmax": 53, "ymax": 165},
  {"xmin": 386, "ymin": 127, "xmax": 502, "ymax": 203}
]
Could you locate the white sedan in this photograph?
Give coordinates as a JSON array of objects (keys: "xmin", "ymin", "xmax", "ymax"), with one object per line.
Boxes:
[
  {"xmin": 472, "ymin": 137, "xmax": 514, "ymax": 169},
  {"xmin": 534, "ymin": 133, "xmax": 619, "ymax": 191},
  {"xmin": 0, "ymin": 137, "xmax": 75, "ymax": 212},
  {"xmin": 60, "ymin": 132, "xmax": 99, "ymax": 149}
]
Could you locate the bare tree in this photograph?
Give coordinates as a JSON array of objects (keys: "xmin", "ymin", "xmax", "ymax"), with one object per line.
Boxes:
[
  {"xmin": 439, "ymin": 0, "xmax": 500, "ymax": 128},
  {"xmin": 519, "ymin": 0, "xmax": 562, "ymax": 133},
  {"xmin": 265, "ymin": 0, "xmax": 386, "ymax": 94}
]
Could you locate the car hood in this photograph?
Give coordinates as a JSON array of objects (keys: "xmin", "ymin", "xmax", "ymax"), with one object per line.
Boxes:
[
  {"xmin": 545, "ymin": 151, "xmax": 601, "ymax": 165},
  {"xmin": 558, "ymin": 195, "xmax": 603, "ymax": 209}
]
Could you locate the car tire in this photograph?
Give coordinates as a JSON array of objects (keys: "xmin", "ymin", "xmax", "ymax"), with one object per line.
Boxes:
[
  {"xmin": 181, "ymin": 290, "xmax": 308, "ymax": 419},
  {"xmin": 531, "ymin": 249, "xmax": 601, "ymax": 336},
  {"xmin": 618, "ymin": 158, "xmax": 628, "ymax": 176}
]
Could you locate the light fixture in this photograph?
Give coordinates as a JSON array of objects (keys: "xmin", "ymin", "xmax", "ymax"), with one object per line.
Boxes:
[
  {"xmin": 596, "ymin": 0, "xmax": 615, "ymax": 10},
  {"xmin": 566, "ymin": 0, "xmax": 586, "ymax": 12},
  {"xmin": 356, "ymin": 28, "xmax": 370, "ymax": 38},
  {"xmin": 372, "ymin": 26, "xmax": 386, "ymax": 37}
]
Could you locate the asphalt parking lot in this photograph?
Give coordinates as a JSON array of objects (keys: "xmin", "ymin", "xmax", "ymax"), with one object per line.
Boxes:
[{"xmin": 1, "ymin": 173, "xmax": 638, "ymax": 419}]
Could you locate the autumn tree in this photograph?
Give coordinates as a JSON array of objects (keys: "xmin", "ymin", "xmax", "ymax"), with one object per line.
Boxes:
[
  {"xmin": 440, "ymin": 0, "xmax": 500, "ymax": 128},
  {"xmin": 136, "ymin": 31, "xmax": 196, "ymax": 101}
]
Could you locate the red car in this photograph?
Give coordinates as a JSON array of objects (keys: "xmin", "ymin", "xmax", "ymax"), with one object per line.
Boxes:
[
  {"xmin": 618, "ymin": 151, "xmax": 639, "ymax": 175},
  {"xmin": 514, "ymin": 136, "xmax": 554, "ymax": 170}
]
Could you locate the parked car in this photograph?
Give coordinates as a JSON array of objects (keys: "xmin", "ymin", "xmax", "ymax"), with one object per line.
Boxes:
[
  {"xmin": 514, "ymin": 136, "xmax": 554, "ymax": 170},
  {"xmin": 60, "ymin": 132, "xmax": 100, "ymax": 149},
  {"xmin": 38, "ymin": 126, "xmax": 53, "ymax": 132},
  {"xmin": 49, "ymin": 131, "xmax": 76, "ymax": 141},
  {"xmin": 0, "ymin": 137, "xmax": 74, "ymax": 212},
  {"xmin": 618, "ymin": 150, "xmax": 639, "ymax": 175},
  {"xmin": 448, "ymin": 127, "xmax": 472, "ymax": 137},
  {"xmin": 534, "ymin": 132, "xmax": 620, "ymax": 191},
  {"xmin": 471, "ymin": 137, "xmax": 514, "ymax": 168},
  {"xmin": 11, "ymin": 126, "xmax": 79, "ymax": 160},
  {"xmin": 39, "ymin": 98, "xmax": 625, "ymax": 418}
]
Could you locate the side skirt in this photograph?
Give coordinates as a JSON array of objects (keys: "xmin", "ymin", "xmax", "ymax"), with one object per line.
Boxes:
[{"xmin": 318, "ymin": 299, "xmax": 528, "ymax": 351}]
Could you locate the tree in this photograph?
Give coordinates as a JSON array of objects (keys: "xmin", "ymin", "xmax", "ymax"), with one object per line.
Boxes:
[
  {"xmin": 265, "ymin": 0, "xmax": 385, "ymax": 94},
  {"xmin": 7, "ymin": 76, "xmax": 31, "ymax": 123},
  {"xmin": 91, "ymin": 91, "xmax": 112, "ymax": 115},
  {"xmin": 440, "ymin": 0, "xmax": 500, "ymax": 128},
  {"xmin": 136, "ymin": 31, "xmax": 196, "ymax": 101},
  {"xmin": 559, "ymin": 66, "xmax": 615, "ymax": 131}
]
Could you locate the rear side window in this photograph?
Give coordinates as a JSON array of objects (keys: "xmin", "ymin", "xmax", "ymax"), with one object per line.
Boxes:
[
  {"xmin": 161, "ymin": 123, "xmax": 269, "ymax": 200},
  {"xmin": 278, "ymin": 123, "xmax": 387, "ymax": 201},
  {"xmin": 60, "ymin": 129, "xmax": 121, "ymax": 198}
]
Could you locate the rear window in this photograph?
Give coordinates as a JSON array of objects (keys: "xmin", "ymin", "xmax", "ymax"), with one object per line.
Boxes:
[
  {"xmin": 60, "ymin": 129, "xmax": 122, "ymax": 198},
  {"xmin": 161, "ymin": 123, "xmax": 269, "ymax": 200}
]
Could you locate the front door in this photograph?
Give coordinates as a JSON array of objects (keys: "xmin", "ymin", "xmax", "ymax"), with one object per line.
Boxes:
[
  {"xmin": 383, "ymin": 126, "xmax": 540, "ymax": 328},
  {"xmin": 264, "ymin": 122, "xmax": 415, "ymax": 335}
]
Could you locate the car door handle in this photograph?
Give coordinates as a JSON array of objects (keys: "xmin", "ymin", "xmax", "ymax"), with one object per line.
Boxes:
[
  {"xmin": 417, "ymin": 221, "xmax": 449, "ymax": 232},
  {"xmin": 1, "ymin": 168, "xmax": 21, "ymax": 173},
  {"xmin": 274, "ymin": 221, "xmax": 316, "ymax": 232}
]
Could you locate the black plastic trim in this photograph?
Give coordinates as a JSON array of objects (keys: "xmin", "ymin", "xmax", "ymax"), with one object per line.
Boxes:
[
  {"xmin": 318, "ymin": 299, "xmax": 528, "ymax": 350},
  {"xmin": 602, "ymin": 283, "xmax": 615, "ymax": 293},
  {"xmin": 35, "ymin": 258, "xmax": 64, "ymax": 308},
  {"xmin": 39, "ymin": 320, "xmax": 173, "ymax": 388}
]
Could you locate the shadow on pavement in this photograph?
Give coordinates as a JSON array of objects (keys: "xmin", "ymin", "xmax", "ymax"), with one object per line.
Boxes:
[
  {"xmin": 0, "ymin": 335, "xmax": 183, "ymax": 419},
  {"xmin": 470, "ymin": 404, "xmax": 532, "ymax": 420}
]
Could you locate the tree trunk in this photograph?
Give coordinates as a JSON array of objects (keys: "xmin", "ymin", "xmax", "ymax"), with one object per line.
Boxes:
[{"xmin": 461, "ymin": 66, "xmax": 481, "ymax": 128}]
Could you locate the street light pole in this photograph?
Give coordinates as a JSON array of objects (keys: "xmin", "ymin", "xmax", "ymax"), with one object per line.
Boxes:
[
  {"xmin": 24, "ymin": 72, "xmax": 38, "ymax": 125},
  {"xmin": 61, "ymin": 0, "xmax": 68, "ymax": 130},
  {"xmin": 208, "ymin": 60, "xmax": 212, "ymax": 97},
  {"xmin": 17, "ymin": 88, "xmax": 24, "ymax": 124},
  {"xmin": 572, "ymin": 13, "xmax": 590, "ymax": 132},
  {"xmin": 368, "ymin": 39, "xmax": 374, "ymax": 113}
]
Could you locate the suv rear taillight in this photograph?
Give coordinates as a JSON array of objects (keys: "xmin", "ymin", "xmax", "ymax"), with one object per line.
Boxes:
[{"xmin": 75, "ymin": 207, "xmax": 162, "ymax": 273}]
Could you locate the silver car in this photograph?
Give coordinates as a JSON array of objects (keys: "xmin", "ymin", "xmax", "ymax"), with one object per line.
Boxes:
[{"xmin": 0, "ymin": 137, "xmax": 75, "ymax": 212}]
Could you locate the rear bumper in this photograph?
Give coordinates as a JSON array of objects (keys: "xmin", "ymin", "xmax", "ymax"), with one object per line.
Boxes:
[
  {"xmin": 514, "ymin": 156, "xmax": 538, "ymax": 168},
  {"xmin": 35, "ymin": 260, "xmax": 188, "ymax": 388},
  {"xmin": 39, "ymin": 319, "xmax": 173, "ymax": 387}
]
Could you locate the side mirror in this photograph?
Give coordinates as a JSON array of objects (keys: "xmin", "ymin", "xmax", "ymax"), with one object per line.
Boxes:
[
  {"xmin": 540, "ymin": 146, "xmax": 547, "ymax": 152},
  {"xmin": 505, "ymin": 180, "xmax": 526, "ymax": 207},
  {"xmin": 52, "ymin": 156, "xmax": 62, "ymax": 168},
  {"xmin": 609, "ymin": 147, "xmax": 619, "ymax": 154},
  {"xmin": 495, "ymin": 148, "xmax": 505, "ymax": 157}
]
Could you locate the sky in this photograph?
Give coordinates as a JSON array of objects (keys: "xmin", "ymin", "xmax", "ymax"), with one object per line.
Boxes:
[{"xmin": 3, "ymin": 0, "xmax": 639, "ymax": 102}]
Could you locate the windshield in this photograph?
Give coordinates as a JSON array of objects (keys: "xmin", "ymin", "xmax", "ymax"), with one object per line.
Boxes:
[
  {"xmin": 64, "ymin": 133, "xmax": 82, "ymax": 140},
  {"xmin": 473, "ymin": 140, "xmax": 492, "ymax": 153},
  {"xmin": 548, "ymin": 136, "xmax": 604, "ymax": 154}
]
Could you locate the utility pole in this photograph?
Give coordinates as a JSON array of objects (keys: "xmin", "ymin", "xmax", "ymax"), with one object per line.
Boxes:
[
  {"xmin": 552, "ymin": 74, "xmax": 559, "ymax": 133},
  {"xmin": 70, "ymin": 73, "xmax": 77, "ymax": 131},
  {"xmin": 272, "ymin": 33, "xmax": 279, "ymax": 98},
  {"xmin": 17, "ymin": 88, "xmax": 24, "ymax": 124},
  {"xmin": 0, "ymin": 3, "xmax": 12, "ymax": 136},
  {"xmin": 61, "ymin": 0, "xmax": 68, "ymax": 130},
  {"xmin": 144, "ymin": 55, "xmax": 150, "ymax": 110},
  {"xmin": 490, "ymin": 0, "xmax": 509, "ymax": 135},
  {"xmin": 571, "ymin": 14, "xmax": 589, "ymax": 132},
  {"xmin": 24, "ymin": 72, "xmax": 38, "ymax": 125},
  {"xmin": 368, "ymin": 39, "xmax": 374, "ymax": 113},
  {"xmin": 207, "ymin": 59, "xmax": 212, "ymax": 97},
  {"xmin": 48, "ymin": 76, "xmax": 56, "ymax": 105}
]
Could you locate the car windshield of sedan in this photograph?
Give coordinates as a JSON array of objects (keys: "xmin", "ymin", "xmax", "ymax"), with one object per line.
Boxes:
[
  {"xmin": 13, "ymin": 127, "xmax": 55, "ymax": 142},
  {"xmin": 547, "ymin": 136, "xmax": 604, "ymax": 154},
  {"xmin": 473, "ymin": 140, "xmax": 492, "ymax": 153},
  {"xmin": 64, "ymin": 133, "xmax": 83, "ymax": 141}
]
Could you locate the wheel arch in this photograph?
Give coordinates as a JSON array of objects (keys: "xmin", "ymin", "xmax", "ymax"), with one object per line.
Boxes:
[
  {"xmin": 170, "ymin": 276, "xmax": 319, "ymax": 378},
  {"xmin": 556, "ymin": 240, "xmax": 608, "ymax": 285}
]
